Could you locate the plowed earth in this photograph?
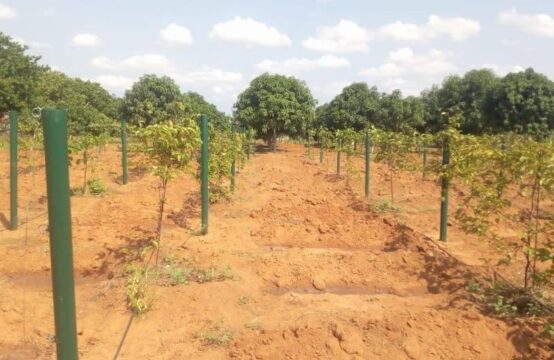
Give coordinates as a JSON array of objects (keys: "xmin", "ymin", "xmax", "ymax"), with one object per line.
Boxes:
[{"xmin": 0, "ymin": 142, "xmax": 552, "ymax": 359}]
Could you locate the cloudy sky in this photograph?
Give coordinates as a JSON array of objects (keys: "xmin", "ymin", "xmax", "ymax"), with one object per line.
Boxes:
[{"xmin": 2, "ymin": 0, "xmax": 554, "ymax": 113}]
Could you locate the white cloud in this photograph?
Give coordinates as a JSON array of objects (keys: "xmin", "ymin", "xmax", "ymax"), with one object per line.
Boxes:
[
  {"xmin": 303, "ymin": 20, "xmax": 372, "ymax": 53},
  {"xmin": 426, "ymin": 15, "xmax": 481, "ymax": 41},
  {"xmin": 94, "ymin": 75, "xmax": 135, "ymax": 91},
  {"xmin": 13, "ymin": 37, "xmax": 50, "ymax": 49},
  {"xmin": 480, "ymin": 64, "xmax": 524, "ymax": 76},
  {"xmin": 312, "ymin": 81, "xmax": 350, "ymax": 101},
  {"xmin": 378, "ymin": 15, "xmax": 480, "ymax": 42},
  {"xmin": 160, "ymin": 23, "xmax": 193, "ymax": 46},
  {"xmin": 172, "ymin": 67, "xmax": 243, "ymax": 85},
  {"xmin": 210, "ymin": 17, "xmax": 291, "ymax": 47},
  {"xmin": 359, "ymin": 48, "xmax": 456, "ymax": 78},
  {"xmin": 255, "ymin": 55, "xmax": 350, "ymax": 74},
  {"xmin": 378, "ymin": 22, "xmax": 430, "ymax": 42},
  {"xmin": 91, "ymin": 56, "xmax": 116, "ymax": 70},
  {"xmin": 0, "ymin": 4, "xmax": 17, "ymax": 19},
  {"xmin": 43, "ymin": 9, "xmax": 56, "ymax": 16},
  {"xmin": 121, "ymin": 54, "xmax": 171, "ymax": 70},
  {"xmin": 498, "ymin": 8, "xmax": 554, "ymax": 37},
  {"xmin": 72, "ymin": 33, "xmax": 101, "ymax": 47},
  {"xmin": 91, "ymin": 54, "xmax": 172, "ymax": 71}
]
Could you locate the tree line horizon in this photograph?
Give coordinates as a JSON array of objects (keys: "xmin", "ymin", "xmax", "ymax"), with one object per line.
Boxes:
[{"xmin": 2, "ymin": 32, "xmax": 553, "ymax": 142}]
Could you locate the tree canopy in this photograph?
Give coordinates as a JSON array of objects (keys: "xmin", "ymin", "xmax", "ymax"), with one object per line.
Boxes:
[
  {"xmin": 0, "ymin": 33, "xmax": 43, "ymax": 113},
  {"xmin": 183, "ymin": 91, "xmax": 230, "ymax": 129},
  {"xmin": 36, "ymin": 70, "xmax": 120, "ymax": 133},
  {"xmin": 234, "ymin": 73, "xmax": 316, "ymax": 149},
  {"xmin": 121, "ymin": 74, "xmax": 186, "ymax": 126},
  {"xmin": 320, "ymin": 83, "xmax": 380, "ymax": 131}
]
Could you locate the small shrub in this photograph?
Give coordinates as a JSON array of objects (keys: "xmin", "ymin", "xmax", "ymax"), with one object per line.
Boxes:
[
  {"xmin": 125, "ymin": 265, "xmax": 152, "ymax": 316},
  {"xmin": 371, "ymin": 200, "xmax": 401, "ymax": 213},
  {"xmin": 198, "ymin": 323, "xmax": 234, "ymax": 346},
  {"xmin": 87, "ymin": 178, "xmax": 107, "ymax": 196}
]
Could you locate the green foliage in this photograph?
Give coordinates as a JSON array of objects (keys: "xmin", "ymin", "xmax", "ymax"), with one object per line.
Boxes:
[
  {"xmin": 87, "ymin": 178, "xmax": 107, "ymax": 196},
  {"xmin": 0, "ymin": 33, "xmax": 44, "ymax": 113},
  {"xmin": 492, "ymin": 295, "xmax": 518, "ymax": 316},
  {"xmin": 200, "ymin": 126, "xmax": 237, "ymax": 203},
  {"xmin": 334, "ymin": 128, "xmax": 362, "ymax": 184},
  {"xmin": 371, "ymin": 128, "xmax": 419, "ymax": 203},
  {"xmin": 125, "ymin": 264, "xmax": 152, "ymax": 316},
  {"xmin": 422, "ymin": 69, "xmax": 499, "ymax": 134},
  {"xmin": 139, "ymin": 119, "xmax": 200, "ymax": 182},
  {"xmin": 122, "ymin": 74, "xmax": 186, "ymax": 127},
  {"xmin": 183, "ymin": 92, "xmax": 230, "ymax": 130},
  {"xmin": 36, "ymin": 70, "xmax": 119, "ymax": 135},
  {"xmin": 155, "ymin": 257, "xmax": 235, "ymax": 286},
  {"xmin": 234, "ymin": 73, "xmax": 316, "ymax": 149},
  {"xmin": 320, "ymin": 83, "xmax": 381, "ymax": 131},
  {"xmin": 370, "ymin": 200, "xmax": 401, "ymax": 214},
  {"xmin": 442, "ymin": 127, "xmax": 554, "ymax": 289},
  {"xmin": 198, "ymin": 322, "xmax": 234, "ymax": 347},
  {"xmin": 69, "ymin": 134, "xmax": 104, "ymax": 195},
  {"xmin": 138, "ymin": 120, "xmax": 200, "ymax": 262},
  {"xmin": 197, "ymin": 265, "xmax": 235, "ymax": 283},
  {"xmin": 490, "ymin": 69, "xmax": 554, "ymax": 136}
]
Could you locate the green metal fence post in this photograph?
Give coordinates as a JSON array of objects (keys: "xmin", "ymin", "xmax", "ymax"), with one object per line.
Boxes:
[
  {"xmin": 120, "ymin": 119, "xmax": 128, "ymax": 185},
  {"xmin": 9, "ymin": 111, "xmax": 18, "ymax": 230},
  {"xmin": 200, "ymin": 115, "xmax": 209, "ymax": 234},
  {"xmin": 364, "ymin": 130, "xmax": 371, "ymax": 200},
  {"xmin": 319, "ymin": 135, "xmax": 324, "ymax": 164},
  {"xmin": 439, "ymin": 140, "xmax": 450, "ymax": 241},
  {"xmin": 307, "ymin": 131, "xmax": 312, "ymax": 159},
  {"xmin": 246, "ymin": 129, "xmax": 251, "ymax": 161},
  {"xmin": 336, "ymin": 139, "xmax": 341, "ymax": 175},
  {"xmin": 422, "ymin": 147, "xmax": 427, "ymax": 179},
  {"xmin": 42, "ymin": 108, "xmax": 79, "ymax": 360},
  {"xmin": 230, "ymin": 124, "xmax": 236, "ymax": 193}
]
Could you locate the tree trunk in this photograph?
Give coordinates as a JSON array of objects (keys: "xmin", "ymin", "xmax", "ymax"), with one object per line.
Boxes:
[{"xmin": 267, "ymin": 128, "xmax": 277, "ymax": 152}]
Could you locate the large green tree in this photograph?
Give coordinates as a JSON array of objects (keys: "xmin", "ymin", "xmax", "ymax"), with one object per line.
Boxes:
[
  {"xmin": 121, "ymin": 74, "xmax": 185, "ymax": 126},
  {"xmin": 234, "ymin": 73, "xmax": 316, "ymax": 150},
  {"xmin": 36, "ymin": 70, "xmax": 119, "ymax": 133},
  {"xmin": 320, "ymin": 82, "xmax": 381, "ymax": 131},
  {"xmin": 0, "ymin": 33, "xmax": 43, "ymax": 114},
  {"xmin": 183, "ymin": 91, "xmax": 230, "ymax": 129},
  {"xmin": 488, "ymin": 68, "xmax": 554, "ymax": 135},
  {"xmin": 425, "ymin": 69, "xmax": 499, "ymax": 134}
]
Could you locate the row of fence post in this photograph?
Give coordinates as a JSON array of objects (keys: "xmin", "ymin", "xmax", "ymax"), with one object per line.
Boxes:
[
  {"xmin": 311, "ymin": 131, "xmax": 449, "ymax": 242},
  {"xmin": 5, "ymin": 109, "xmax": 237, "ymax": 359}
]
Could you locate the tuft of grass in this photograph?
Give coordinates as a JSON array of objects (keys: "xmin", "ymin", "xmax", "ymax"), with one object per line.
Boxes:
[
  {"xmin": 155, "ymin": 258, "xmax": 235, "ymax": 286},
  {"xmin": 125, "ymin": 264, "xmax": 152, "ymax": 316},
  {"xmin": 198, "ymin": 323, "xmax": 234, "ymax": 347},
  {"xmin": 371, "ymin": 200, "xmax": 401, "ymax": 213},
  {"xmin": 87, "ymin": 177, "xmax": 107, "ymax": 196},
  {"xmin": 466, "ymin": 278, "xmax": 481, "ymax": 293},
  {"xmin": 197, "ymin": 265, "xmax": 235, "ymax": 283},
  {"xmin": 244, "ymin": 318, "xmax": 262, "ymax": 331},
  {"xmin": 484, "ymin": 282, "xmax": 546, "ymax": 317}
]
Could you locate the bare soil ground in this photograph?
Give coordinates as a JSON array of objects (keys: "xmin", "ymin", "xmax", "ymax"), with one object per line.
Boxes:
[{"xmin": 0, "ymin": 142, "xmax": 552, "ymax": 359}]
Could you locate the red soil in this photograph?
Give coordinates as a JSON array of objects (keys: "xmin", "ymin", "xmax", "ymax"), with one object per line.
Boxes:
[{"xmin": 0, "ymin": 142, "xmax": 552, "ymax": 359}]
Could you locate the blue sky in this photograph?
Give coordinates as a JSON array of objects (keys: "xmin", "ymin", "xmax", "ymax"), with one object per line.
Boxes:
[{"xmin": 2, "ymin": 0, "xmax": 554, "ymax": 113}]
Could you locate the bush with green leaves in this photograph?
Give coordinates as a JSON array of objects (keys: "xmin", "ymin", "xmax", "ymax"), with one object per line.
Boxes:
[
  {"xmin": 202, "ymin": 126, "xmax": 235, "ymax": 203},
  {"xmin": 438, "ymin": 126, "xmax": 554, "ymax": 291},
  {"xmin": 371, "ymin": 128, "xmax": 419, "ymax": 203},
  {"xmin": 138, "ymin": 119, "xmax": 200, "ymax": 263}
]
